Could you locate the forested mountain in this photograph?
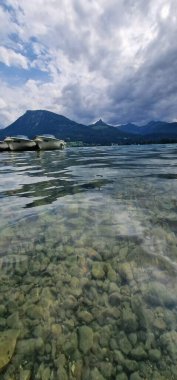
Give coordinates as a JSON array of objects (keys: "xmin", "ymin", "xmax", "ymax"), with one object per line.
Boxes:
[{"xmin": 1, "ymin": 110, "xmax": 177, "ymax": 145}]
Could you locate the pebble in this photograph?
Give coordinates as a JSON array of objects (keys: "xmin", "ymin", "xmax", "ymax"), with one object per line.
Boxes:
[
  {"xmin": 131, "ymin": 346, "xmax": 147, "ymax": 360},
  {"xmin": 121, "ymin": 308, "xmax": 138, "ymax": 332},
  {"xmin": 90, "ymin": 368, "xmax": 105, "ymax": 380},
  {"xmin": 130, "ymin": 372, "xmax": 142, "ymax": 380},
  {"xmin": 92, "ymin": 263, "xmax": 105, "ymax": 280},
  {"xmin": 78, "ymin": 326, "xmax": 93, "ymax": 353},
  {"xmin": 0, "ymin": 329, "xmax": 20, "ymax": 371},
  {"xmin": 20, "ymin": 369, "xmax": 31, "ymax": 380},
  {"xmin": 109, "ymin": 292, "xmax": 122, "ymax": 306},
  {"xmin": 116, "ymin": 373, "xmax": 128, "ymax": 380},
  {"xmin": 149, "ymin": 349, "xmax": 161, "ymax": 362},
  {"xmin": 0, "ymin": 305, "xmax": 6, "ymax": 316},
  {"xmin": 119, "ymin": 333, "xmax": 132, "ymax": 355}
]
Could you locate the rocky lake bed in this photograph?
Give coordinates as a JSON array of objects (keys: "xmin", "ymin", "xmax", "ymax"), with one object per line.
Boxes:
[{"xmin": 1, "ymin": 145, "xmax": 177, "ymax": 379}]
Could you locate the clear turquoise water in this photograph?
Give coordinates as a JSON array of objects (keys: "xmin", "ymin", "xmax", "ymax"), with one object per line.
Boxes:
[{"xmin": 1, "ymin": 145, "xmax": 177, "ymax": 379}]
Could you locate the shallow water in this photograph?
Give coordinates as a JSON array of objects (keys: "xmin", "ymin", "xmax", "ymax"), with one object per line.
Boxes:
[{"xmin": 1, "ymin": 145, "xmax": 177, "ymax": 379}]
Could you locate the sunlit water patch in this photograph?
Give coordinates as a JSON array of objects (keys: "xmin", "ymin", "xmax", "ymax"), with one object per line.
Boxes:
[{"xmin": 1, "ymin": 146, "xmax": 177, "ymax": 379}]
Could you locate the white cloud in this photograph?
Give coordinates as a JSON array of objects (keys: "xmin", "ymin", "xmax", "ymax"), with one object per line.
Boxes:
[
  {"xmin": 0, "ymin": 46, "xmax": 28, "ymax": 69},
  {"xmin": 0, "ymin": 98, "xmax": 6, "ymax": 109},
  {"xmin": 0, "ymin": 0, "xmax": 177, "ymax": 126},
  {"xmin": 160, "ymin": 3, "xmax": 170, "ymax": 19},
  {"xmin": 0, "ymin": 5, "xmax": 18, "ymax": 43}
]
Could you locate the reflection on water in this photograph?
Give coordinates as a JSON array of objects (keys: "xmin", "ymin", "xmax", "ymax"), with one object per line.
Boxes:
[{"xmin": 1, "ymin": 145, "xmax": 177, "ymax": 379}]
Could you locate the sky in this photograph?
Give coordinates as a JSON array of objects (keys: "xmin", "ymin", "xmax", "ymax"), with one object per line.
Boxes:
[{"xmin": 0, "ymin": 0, "xmax": 177, "ymax": 128}]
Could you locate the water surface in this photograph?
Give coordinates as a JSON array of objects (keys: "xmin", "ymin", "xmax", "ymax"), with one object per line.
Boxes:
[{"xmin": 1, "ymin": 145, "xmax": 177, "ymax": 379}]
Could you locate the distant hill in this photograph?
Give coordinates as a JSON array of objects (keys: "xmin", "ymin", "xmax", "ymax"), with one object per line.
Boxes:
[
  {"xmin": 0, "ymin": 110, "xmax": 177, "ymax": 145},
  {"xmin": 116, "ymin": 123, "xmax": 143, "ymax": 135},
  {"xmin": 0, "ymin": 110, "xmax": 134, "ymax": 145},
  {"xmin": 117, "ymin": 120, "xmax": 177, "ymax": 139}
]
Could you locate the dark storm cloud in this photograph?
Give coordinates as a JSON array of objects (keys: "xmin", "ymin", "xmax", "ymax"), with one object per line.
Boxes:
[
  {"xmin": 0, "ymin": 0, "xmax": 177, "ymax": 126},
  {"xmin": 60, "ymin": 0, "xmax": 177, "ymax": 124},
  {"xmin": 106, "ymin": 11, "xmax": 177, "ymax": 124}
]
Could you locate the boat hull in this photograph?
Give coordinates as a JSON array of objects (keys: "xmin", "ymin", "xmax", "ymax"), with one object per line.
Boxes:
[
  {"xmin": 0, "ymin": 142, "xmax": 9, "ymax": 151},
  {"xmin": 8, "ymin": 141, "xmax": 36, "ymax": 151},
  {"xmin": 37, "ymin": 140, "xmax": 65, "ymax": 150}
]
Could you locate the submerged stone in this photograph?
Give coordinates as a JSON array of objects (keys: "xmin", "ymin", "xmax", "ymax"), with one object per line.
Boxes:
[
  {"xmin": 0, "ymin": 305, "xmax": 6, "ymax": 316},
  {"xmin": 70, "ymin": 277, "xmax": 82, "ymax": 297},
  {"xmin": 130, "ymin": 372, "xmax": 142, "ymax": 380},
  {"xmin": 41, "ymin": 366, "xmax": 51, "ymax": 380},
  {"xmin": 144, "ymin": 282, "xmax": 177, "ymax": 308},
  {"xmin": 160, "ymin": 331, "xmax": 177, "ymax": 360},
  {"xmin": 123, "ymin": 359, "xmax": 138, "ymax": 373},
  {"xmin": 130, "ymin": 346, "xmax": 147, "ymax": 360},
  {"xmin": 106, "ymin": 264, "xmax": 117, "ymax": 282},
  {"xmin": 119, "ymin": 262, "xmax": 134, "ymax": 283},
  {"xmin": 118, "ymin": 333, "xmax": 132, "ymax": 355},
  {"xmin": 54, "ymin": 353, "xmax": 66, "ymax": 368},
  {"xmin": 90, "ymin": 368, "xmax": 105, "ymax": 380},
  {"xmin": 116, "ymin": 373, "xmax": 128, "ymax": 380},
  {"xmin": 109, "ymin": 292, "xmax": 121, "ymax": 306},
  {"xmin": 17, "ymin": 337, "xmax": 44, "ymax": 356},
  {"xmin": 0, "ymin": 329, "xmax": 20, "ymax": 371},
  {"xmin": 99, "ymin": 362, "xmax": 113, "ymax": 378},
  {"xmin": 145, "ymin": 332, "xmax": 155, "ymax": 350},
  {"xmin": 78, "ymin": 326, "xmax": 93, "ymax": 353},
  {"xmin": 57, "ymin": 366, "xmax": 68, "ymax": 380},
  {"xmin": 131, "ymin": 296, "xmax": 149, "ymax": 330},
  {"xmin": 92, "ymin": 262, "xmax": 105, "ymax": 280},
  {"xmin": 121, "ymin": 308, "xmax": 138, "ymax": 332},
  {"xmin": 0, "ymin": 318, "xmax": 6, "ymax": 328},
  {"xmin": 109, "ymin": 282, "xmax": 120, "ymax": 293},
  {"xmin": 70, "ymin": 359, "xmax": 83, "ymax": 379},
  {"xmin": 7, "ymin": 312, "xmax": 22, "ymax": 329},
  {"xmin": 149, "ymin": 349, "xmax": 161, "ymax": 362},
  {"xmin": 63, "ymin": 332, "xmax": 78, "ymax": 355},
  {"xmin": 128, "ymin": 333, "xmax": 138, "ymax": 347},
  {"xmin": 119, "ymin": 246, "xmax": 129, "ymax": 260},
  {"xmin": 114, "ymin": 350, "xmax": 124, "ymax": 364},
  {"xmin": 77, "ymin": 310, "xmax": 93, "ymax": 323},
  {"xmin": 51, "ymin": 323, "xmax": 62, "ymax": 336},
  {"xmin": 20, "ymin": 369, "xmax": 31, "ymax": 380},
  {"xmin": 26, "ymin": 305, "xmax": 44, "ymax": 320},
  {"xmin": 153, "ymin": 317, "xmax": 166, "ymax": 331}
]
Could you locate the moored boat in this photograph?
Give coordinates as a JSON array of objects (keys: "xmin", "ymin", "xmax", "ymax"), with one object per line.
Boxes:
[
  {"xmin": 34, "ymin": 135, "xmax": 65, "ymax": 150},
  {"xmin": 0, "ymin": 141, "xmax": 9, "ymax": 151},
  {"xmin": 4, "ymin": 136, "xmax": 36, "ymax": 151}
]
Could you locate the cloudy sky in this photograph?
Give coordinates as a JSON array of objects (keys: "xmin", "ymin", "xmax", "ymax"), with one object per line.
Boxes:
[{"xmin": 0, "ymin": 0, "xmax": 177, "ymax": 127}]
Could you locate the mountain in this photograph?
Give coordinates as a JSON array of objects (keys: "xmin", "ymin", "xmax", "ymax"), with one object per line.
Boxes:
[
  {"xmin": 0, "ymin": 110, "xmax": 85, "ymax": 139},
  {"xmin": 117, "ymin": 120, "xmax": 177, "ymax": 139},
  {"xmin": 89, "ymin": 119, "xmax": 111, "ymax": 128},
  {"xmin": 116, "ymin": 123, "xmax": 142, "ymax": 135},
  {"xmin": 139, "ymin": 121, "xmax": 177, "ymax": 138},
  {"xmin": 0, "ymin": 110, "xmax": 134, "ymax": 145},
  {"xmin": 1, "ymin": 110, "xmax": 177, "ymax": 145}
]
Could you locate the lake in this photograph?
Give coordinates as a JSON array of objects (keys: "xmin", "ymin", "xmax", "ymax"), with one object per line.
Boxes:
[{"xmin": 0, "ymin": 145, "xmax": 177, "ymax": 379}]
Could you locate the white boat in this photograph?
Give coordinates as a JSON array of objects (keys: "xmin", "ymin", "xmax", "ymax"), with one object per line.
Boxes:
[
  {"xmin": 34, "ymin": 135, "xmax": 65, "ymax": 150},
  {"xmin": 4, "ymin": 135, "xmax": 36, "ymax": 151},
  {"xmin": 0, "ymin": 141, "xmax": 9, "ymax": 151}
]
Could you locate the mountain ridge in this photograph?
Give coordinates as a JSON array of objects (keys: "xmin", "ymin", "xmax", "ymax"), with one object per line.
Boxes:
[
  {"xmin": 0, "ymin": 110, "xmax": 177, "ymax": 145},
  {"xmin": 0, "ymin": 110, "xmax": 132, "ymax": 145}
]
